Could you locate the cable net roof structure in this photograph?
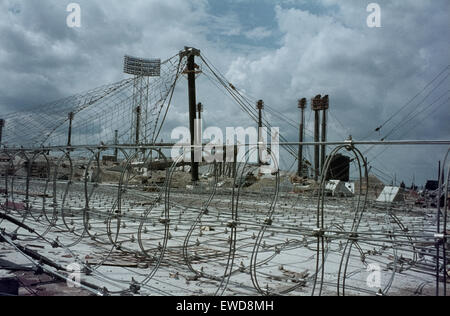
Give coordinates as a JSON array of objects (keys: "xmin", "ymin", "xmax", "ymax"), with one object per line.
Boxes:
[{"xmin": 1, "ymin": 55, "xmax": 184, "ymax": 148}]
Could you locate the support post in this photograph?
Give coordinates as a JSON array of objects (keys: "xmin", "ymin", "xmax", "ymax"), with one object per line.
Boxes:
[
  {"xmin": 223, "ymin": 145, "xmax": 227, "ymax": 176},
  {"xmin": 135, "ymin": 106, "xmax": 141, "ymax": 147},
  {"xmin": 298, "ymin": 99, "xmax": 307, "ymax": 177},
  {"xmin": 233, "ymin": 144, "xmax": 238, "ymax": 179},
  {"xmin": 184, "ymin": 47, "xmax": 201, "ymax": 182},
  {"xmin": 436, "ymin": 159, "xmax": 441, "ymax": 296},
  {"xmin": 312, "ymin": 95, "xmax": 322, "ymax": 181},
  {"xmin": 321, "ymin": 95, "xmax": 329, "ymax": 174},
  {"xmin": 257, "ymin": 100, "xmax": 264, "ymax": 166},
  {"xmin": 0, "ymin": 119, "xmax": 4, "ymax": 145},
  {"xmin": 114, "ymin": 130, "xmax": 119, "ymax": 161},
  {"xmin": 67, "ymin": 112, "xmax": 74, "ymax": 147}
]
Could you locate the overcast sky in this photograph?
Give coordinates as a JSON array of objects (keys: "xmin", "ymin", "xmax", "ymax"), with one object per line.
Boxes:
[{"xmin": 0, "ymin": 0, "xmax": 449, "ymax": 185}]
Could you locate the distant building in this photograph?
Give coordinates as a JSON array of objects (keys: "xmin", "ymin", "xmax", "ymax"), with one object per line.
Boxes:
[
  {"xmin": 425, "ymin": 180, "xmax": 439, "ymax": 191},
  {"xmin": 326, "ymin": 154, "xmax": 350, "ymax": 182},
  {"xmin": 102, "ymin": 155, "xmax": 117, "ymax": 163},
  {"xmin": 23, "ymin": 161, "xmax": 51, "ymax": 178},
  {"xmin": 0, "ymin": 154, "xmax": 14, "ymax": 176}
]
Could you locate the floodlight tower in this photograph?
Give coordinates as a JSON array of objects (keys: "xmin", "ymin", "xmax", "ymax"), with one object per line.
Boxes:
[
  {"xmin": 124, "ymin": 55, "xmax": 161, "ymax": 149},
  {"xmin": 0, "ymin": 119, "xmax": 4, "ymax": 145}
]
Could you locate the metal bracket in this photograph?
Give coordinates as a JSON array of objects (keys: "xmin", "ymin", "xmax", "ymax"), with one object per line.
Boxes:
[{"xmin": 313, "ymin": 228, "xmax": 325, "ymax": 238}]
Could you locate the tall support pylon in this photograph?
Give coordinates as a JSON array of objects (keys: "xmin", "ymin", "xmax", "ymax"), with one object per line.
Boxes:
[
  {"xmin": 180, "ymin": 47, "xmax": 201, "ymax": 182},
  {"xmin": 321, "ymin": 95, "xmax": 329, "ymax": 174},
  {"xmin": 298, "ymin": 98, "xmax": 307, "ymax": 177},
  {"xmin": 312, "ymin": 95, "xmax": 322, "ymax": 181},
  {"xmin": 257, "ymin": 100, "xmax": 264, "ymax": 166}
]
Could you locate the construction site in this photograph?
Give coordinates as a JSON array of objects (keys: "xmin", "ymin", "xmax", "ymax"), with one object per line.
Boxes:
[{"xmin": 0, "ymin": 47, "xmax": 448, "ymax": 297}]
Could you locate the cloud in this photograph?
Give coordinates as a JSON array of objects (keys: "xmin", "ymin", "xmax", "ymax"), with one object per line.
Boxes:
[
  {"xmin": 226, "ymin": 2, "xmax": 449, "ymax": 139},
  {"xmin": 0, "ymin": 0, "xmax": 448, "ymax": 184},
  {"xmin": 224, "ymin": 1, "xmax": 449, "ymax": 183},
  {"xmin": 244, "ymin": 27, "xmax": 272, "ymax": 40}
]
